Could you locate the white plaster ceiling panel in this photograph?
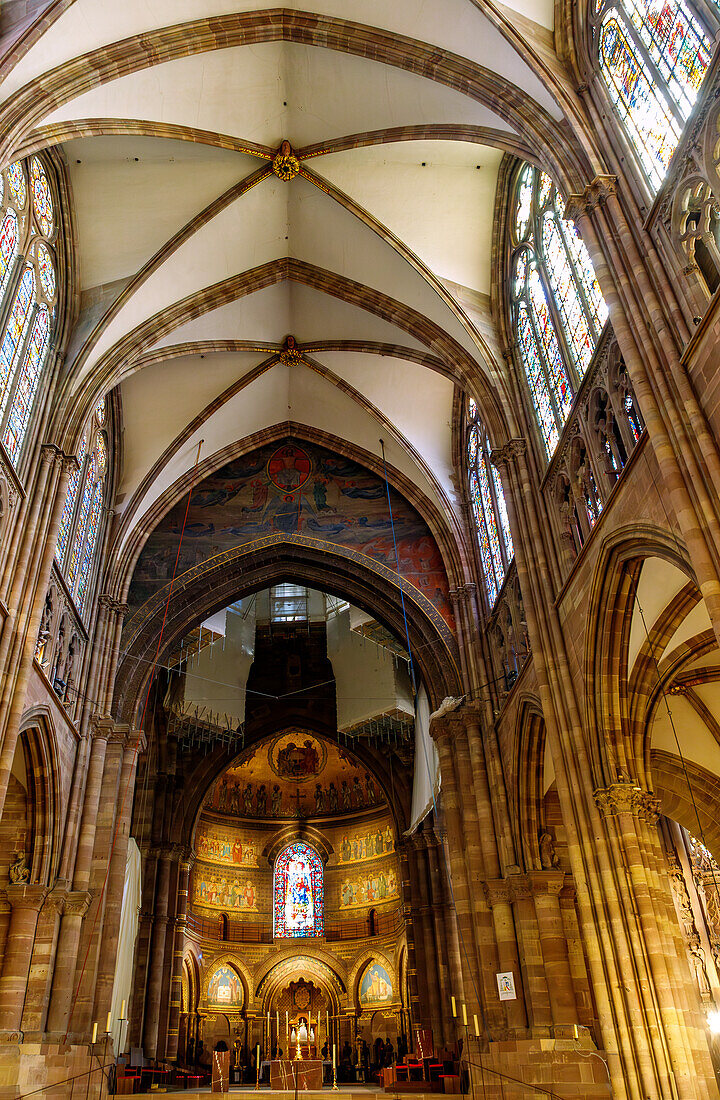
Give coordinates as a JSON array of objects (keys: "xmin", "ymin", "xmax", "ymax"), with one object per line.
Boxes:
[
  {"xmin": 650, "ymin": 695, "xmax": 720, "ymax": 776},
  {"xmin": 313, "ymin": 142, "xmax": 504, "ymax": 295},
  {"xmin": 662, "ymin": 599, "xmax": 713, "ymax": 662},
  {"xmin": 65, "ymin": 136, "xmax": 254, "ymax": 290},
  {"xmin": 85, "ymin": 175, "xmax": 291, "ymax": 372},
  {"xmin": 121, "ymin": 361, "xmax": 444, "ymax": 551},
  {"xmin": 316, "ymin": 351, "xmax": 456, "ymax": 496},
  {"xmin": 148, "ymin": 282, "xmax": 431, "ymax": 357},
  {"xmin": 4, "ymin": 1, "xmax": 558, "ymax": 117},
  {"xmin": 627, "ymin": 558, "xmax": 690, "ymax": 676},
  {"xmin": 286, "ymin": 175, "xmax": 482, "ymax": 360},
  {"xmin": 118, "ymin": 351, "xmax": 264, "ymax": 502},
  {"xmin": 39, "ymin": 44, "xmax": 515, "ymax": 146}
]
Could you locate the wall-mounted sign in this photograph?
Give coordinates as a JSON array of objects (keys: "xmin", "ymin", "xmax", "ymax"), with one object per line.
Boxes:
[{"xmin": 496, "ymin": 972, "xmax": 516, "ymax": 1001}]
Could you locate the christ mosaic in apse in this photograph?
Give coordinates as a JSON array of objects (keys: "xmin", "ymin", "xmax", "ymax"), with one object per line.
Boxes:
[
  {"xmin": 207, "ymin": 965, "xmax": 244, "ymax": 1008},
  {"xmin": 127, "ymin": 439, "xmax": 454, "ymax": 629},
  {"xmin": 359, "ymin": 963, "xmax": 393, "ymax": 1005}
]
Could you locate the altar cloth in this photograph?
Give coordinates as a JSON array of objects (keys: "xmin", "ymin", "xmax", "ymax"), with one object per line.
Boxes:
[{"xmin": 270, "ymin": 1058, "xmax": 323, "ymax": 1090}]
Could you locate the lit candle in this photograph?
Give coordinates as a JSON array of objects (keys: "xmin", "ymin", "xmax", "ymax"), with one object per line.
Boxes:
[
  {"xmin": 91, "ymin": 1022, "xmax": 98, "ymax": 1044},
  {"xmin": 473, "ymin": 1015, "xmax": 479, "ymax": 1038},
  {"xmin": 120, "ymin": 1000, "xmax": 126, "ymax": 1020},
  {"xmin": 462, "ymin": 1004, "xmax": 467, "ymax": 1027},
  {"xmin": 451, "ymin": 996, "xmax": 457, "ymax": 1018},
  {"xmin": 106, "ymin": 1011, "xmax": 112, "ymax": 1034}
]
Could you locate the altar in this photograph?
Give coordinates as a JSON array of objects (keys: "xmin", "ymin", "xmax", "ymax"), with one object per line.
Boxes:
[{"xmin": 270, "ymin": 1058, "xmax": 323, "ymax": 1090}]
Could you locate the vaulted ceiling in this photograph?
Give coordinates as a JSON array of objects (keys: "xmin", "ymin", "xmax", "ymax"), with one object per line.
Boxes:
[{"xmin": 0, "ymin": 0, "xmax": 579, "ymax": 570}]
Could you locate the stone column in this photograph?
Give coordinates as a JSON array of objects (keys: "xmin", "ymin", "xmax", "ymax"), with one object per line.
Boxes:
[
  {"xmin": 396, "ymin": 841, "xmax": 421, "ymax": 1032},
  {"xmin": 530, "ymin": 872, "xmax": 577, "ymax": 1029},
  {"xmin": 20, "ymin": 887, "xmax": 66, "ymax": 1038},
  {"xmin": 165, "ymin": 853, "xmax": 193, "ymax": 1062},
  {"xmin": 45, "ymin": 720, "xmax": 111, "ymax": 1037},
  {"xmin": 0, "ymin": 885, "xmax": 48, "ymax": 1037},
  {"xmin": 92, "ymin": 729, "xmax": 144, "ymax": 1028},
  {"xmin": 143, "ymin": 848, "xmax": 174, "ymax": 1058},
  {"xmin": 71, "ymin": 728, "xmax": 125, "ymax": 1038}
]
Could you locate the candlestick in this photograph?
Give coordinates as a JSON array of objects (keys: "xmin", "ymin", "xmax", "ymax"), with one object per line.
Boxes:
[
  {"xmin": 91, "ymin": 1022, "xmax": 98, "ymax": 1044},
  {"xmin": 105, "ymin": 1010, "xmax": 112, "ymax": 1033},
  {"xmin": 255, "ymin": 1042, "xmax": 260, "ymax": 1090},
  {"xmin": 295, "ymin": 1035, "xmax": 303, "ymax": 1062},
  {"xmin": 473, "ymin": 1015, "xmax": 479, "ymax": 1038},
  {"xmin": 332, "ymin": 1043, "xmax": 338, "ymax": 1091},
  {"xmin": 451, "ymin": 996, "xmax": 457, "ymax": 1018},
  {"xmin": 286, "ymin": 1010, "xmax": 289, "ymax": 1044},
  {"xmin": 462, "ymin": 1004, "xmax": 467, "ymax": 1027},
  {"xmin": 120, "ymin": 999, "xmax": 125, "ymax": 1019}
]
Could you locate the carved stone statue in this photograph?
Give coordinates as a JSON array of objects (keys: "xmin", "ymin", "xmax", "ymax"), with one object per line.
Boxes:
[
  {"xmin": 9, "ymin": 852, "xmax": 29, "ymax": 884},
  {"xmin": 539, "ymin": 831, "xmax": 560, "ymax": 870}
]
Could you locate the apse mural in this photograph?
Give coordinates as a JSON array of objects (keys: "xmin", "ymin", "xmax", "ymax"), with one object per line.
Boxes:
[
  {"xmin": 274, "ymin": 841, "xmax": 324, "ymax": 937},
  {"xmin": 193, "ymin": 869, "xmax": 258, "ymax": 912},
  {"xmin": 195, "ymin": 822, "xmax": 259, "ymax": 866},
  {"xmin": 339, "ymin": 866, "xmax": 398, "ymax": 909},
  {"xmin": 359, "ymin": 963, "xmax": 393, "ymax": 1005},
  {"xmin": 338, "ymin": 826, "xmax": 394, "ymax": 865},
  {"xmin": 207, "ymin": 965, "xmax": 244, "ymax": 1008},
  {"xmin": 127, "ymin": 439, "xmax": 454, "ymax": 630},
  {"xmin": 206, "ymin": 732, "xmax": 387, "ymax": 819}
]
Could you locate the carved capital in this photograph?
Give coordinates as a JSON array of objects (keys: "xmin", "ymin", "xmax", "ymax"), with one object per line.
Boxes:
[
  {"xmin": 482, "ymin": 879, "xmax": 511, "ymax": 907},
  {"xmin": 594, "ymin": 781, "xmax": 661, "ymax": 823},
  {"xmin": 490, "ymin": 439, "xmax": 526, "ymax": 470},
  {"xmin": 528, "ymin": 870, "xmax": 566, "ymax": 896},
  {"xmin": 565, "ymin": 175, "xmax": 618, "ymax": 222},
  {"xmin": 63, "ymin": 890, "xmax": 92, "ymax": 917},
  {"xmin": 5, "ymin": 884, "xmax": 49, "ymax": 910}
]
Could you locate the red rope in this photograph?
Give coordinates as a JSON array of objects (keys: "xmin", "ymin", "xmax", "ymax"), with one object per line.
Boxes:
[{"xmin": 64, "ymin": 439, "xmax": 204, "ymax": 1042}]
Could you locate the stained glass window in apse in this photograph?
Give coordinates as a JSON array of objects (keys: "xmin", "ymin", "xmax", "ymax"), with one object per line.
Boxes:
[
  {"xmin": 75, "ymin": 479, "xmax": 103, "ymax": 612},
  {"xmin": 0, "ymin": 266, "xmax": 35, "ymax": 419},
  {"xmin": 3, "ymin": 307, "xmax": 49, "ymax": 463},
  {"xmin": 274, "ymin": 842, "xmax": 323, "ymax": 937},
  {"xmin": 6, "ymin": 163, "xmax": 26, "ymax": 210},
  {"xmin": 56, "ymin": 434, "xmax": 86, "ymax": 565},
  {"xmin": 559, "ymin": 214, "xmax": 608, "ymax": 332},
  {"xmin": 600, "ymin": 14, "xmax": 681, "ymax": 188},
  {"xmin": 30, "ymin": 157, "xmax": 54, "ymax": 236}
]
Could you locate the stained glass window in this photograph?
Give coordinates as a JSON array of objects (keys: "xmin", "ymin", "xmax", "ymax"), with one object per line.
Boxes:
[
  {"xmin": 273, "ymin": 841, "xmax": 324, "ymax": 937},
  {"xmin": 7, "ymin": 163, "xmax": 26, "ymax": 210},
  {"xmin": 0, "ymin": 156, "xmax": 57, "ymax": 472},
  {"xmin": 2, "ymin": 307, "xmax": 49, "ymax": 463},
  {"xmin": 465, "ymin": 400, "xmax": 514, "ymax": 606},
  {"xmin": 30, "ymin": 157, "xmax": 54, "ymax": 236},
  {"xmin": 595, "ymin": 0, "xmax": 713, "ymax": 190},
  {"xmin": 56, "ymin": 402, "xmax": 109, "ymax": 618},
  {"xmin": 508, "ymin": 164, "xmax": 608, "ymax": 458}
]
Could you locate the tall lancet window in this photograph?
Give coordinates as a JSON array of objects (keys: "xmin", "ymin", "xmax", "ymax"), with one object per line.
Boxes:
[
  {"xmin": 509, "ymin": 163, "xmax": 608, "ymax": 458},
  {"xmin": 465, "ymin": 398, "xmax": 514, "ymax": 607},
  {"xmin": 0, "ymin": 157, "xmax": 58, "ymax": 470},
  {"xmin": 55, "ymin": 398, "xmax": 109, "ymax": 617},
  {"xmin": 593, "ymin": 0, "xmax": 715, "ymax": 189},
  {"xmin": 273, "ymin": 842, "xmax": 323, "ymax": 938}
]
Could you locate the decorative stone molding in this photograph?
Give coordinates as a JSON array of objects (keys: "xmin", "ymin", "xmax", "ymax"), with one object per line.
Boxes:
[
  {"xmin": 489, "ymin": 439, "xmax": 527, "ymax": 470},
  {"xmin": 564, "ymin": 175, "xmax": 618, "ymax": 222},
  {"xmin": 272, "ymin": 141, "xmax": 300, "ymax": 181},
  {"xmin": 593, "ymin": 782, "xmax": 661, "ymax": 823}
]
